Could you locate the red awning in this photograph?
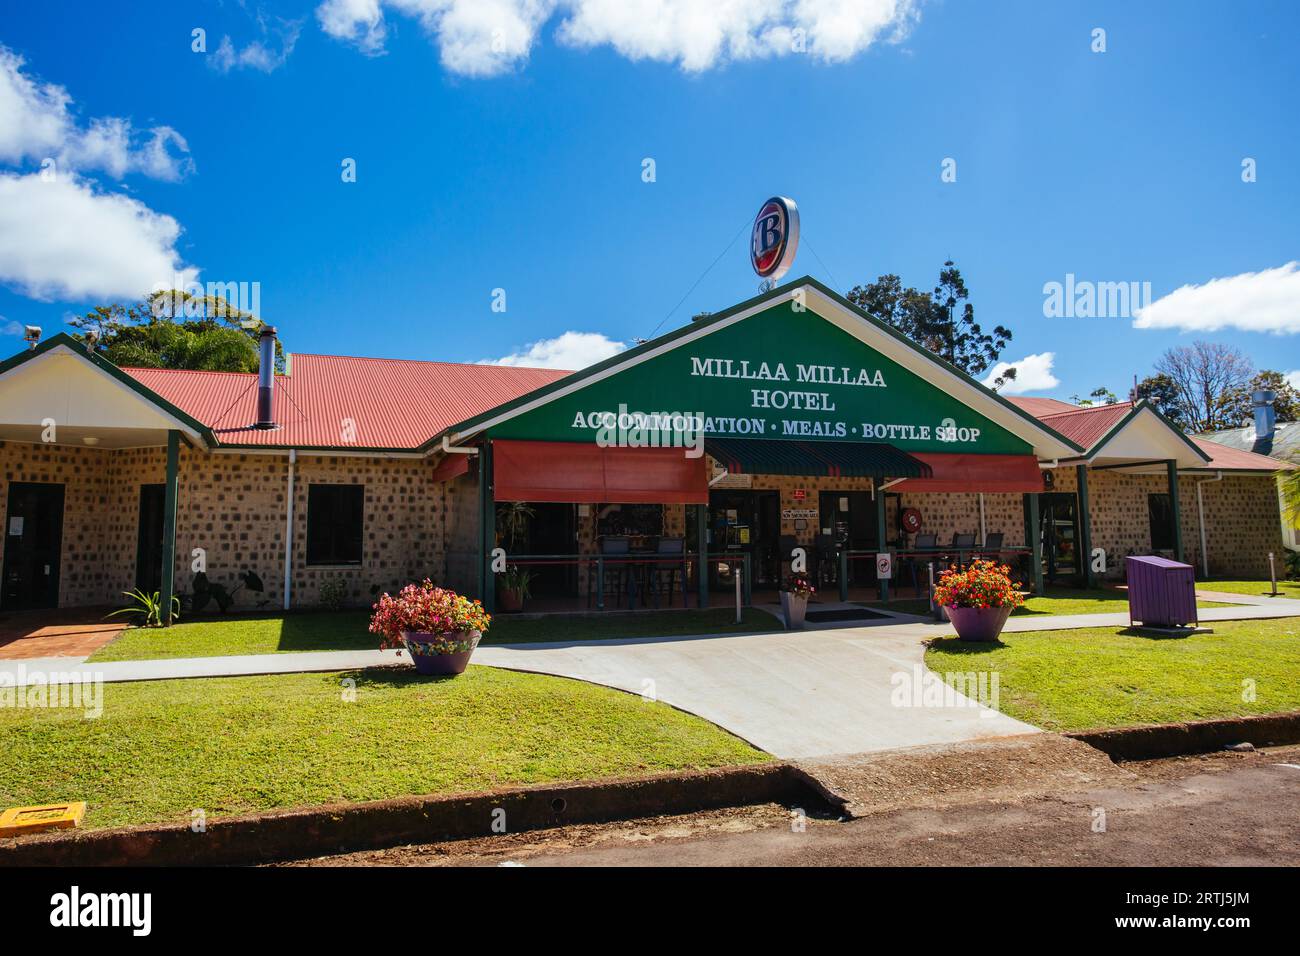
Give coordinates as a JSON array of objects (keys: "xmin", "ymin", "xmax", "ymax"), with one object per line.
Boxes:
[
  {"xmin": 492, "ymin": 439, "xmax": 709, "ymax": 504},
  {"xmin": 430, "ymin": 453, "xmax": 470, "ymax": 483},
  {"xmin": 893, "ymin": 453, "xmax": 1043, "ymax": 493}
]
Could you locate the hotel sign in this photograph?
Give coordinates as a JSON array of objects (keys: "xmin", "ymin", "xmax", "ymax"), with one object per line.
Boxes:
[
  {"xmin": 491, "ymin": 298, "xmax": 1031, "ymax": 455},
  {"xmin": 751, "ymin": 197, "xmax": 799, "ymax": 281}
]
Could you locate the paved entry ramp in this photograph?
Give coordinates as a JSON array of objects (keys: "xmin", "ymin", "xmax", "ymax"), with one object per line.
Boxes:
[{"xmin": 474, "ymin": 625, "xmax": 1038, "ymax": 759}]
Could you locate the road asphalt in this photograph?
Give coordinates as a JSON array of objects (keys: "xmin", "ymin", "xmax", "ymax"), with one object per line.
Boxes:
[{"xmin": 289, "ymin": 745, "xmax": 1300, "ymax": 867}]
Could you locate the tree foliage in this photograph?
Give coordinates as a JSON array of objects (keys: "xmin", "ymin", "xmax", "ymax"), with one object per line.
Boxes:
[
  {"xmin": 1134, "ymin": 373, "xmax": 1186, "ymax": 427},
  {"xmin": 69, "ymin": 290, "xmax": 282, "ymax": 373},
  {"xmin": 846, "ymin": 261, "xmax": 1015, "ymax": 386},
  {"xmin": 1152, "ymin": 341, "xmax": 1254, "ymax": 432},
  {"xmin": 1222, "ymin": 370, "xmax": 1300, "ymax": 426}
]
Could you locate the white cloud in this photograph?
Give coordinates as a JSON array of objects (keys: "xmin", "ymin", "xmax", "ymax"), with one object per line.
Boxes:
[
  {"xmin": 482, "ymin": 330, "xmax": 626, "ymax": 369},
  {"xmin": 982, "ymin": 351, "xmax": 1059, "ymax": 395},
  {"xmin": 316, "ymin": 0, "xmax": 917, "ymax": 75},
  {"xmin": 0, "ymin": 45, "xmax": 193, "ymax": 181},
  {"xmin": 1285, "ymin": 371, "xmax": 1300, "ymax": 391},
  {"xmin": 211, "ymin": 19, "xmax": 304, "ymax": 73},
  {"xmin": 1132, "ymin": 262, "xmax": 1300, "ymax": 335},
  {"xmin": 0, "ymin": 172, "xmax": 198, "ymax": 302},
  {"xmin": 317, "ymin": 0, "xmax": 389, "ymax": 55},
  {"xmin": 1, "ymin": 317, "xmax": 22, "ymax": 337},
  {"xmin": 558, "ymin": 0, "xmax": 917, "ymax": 72}
]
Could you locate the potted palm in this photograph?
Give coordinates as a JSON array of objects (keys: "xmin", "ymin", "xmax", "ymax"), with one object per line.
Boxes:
[
  {"xmin": 369, "ymin": 580, "xmax": 491, "ymax": 676},
  {"xmin": 779, "ymin": 573, "xmax": 815, "ymax": 629},
  {"xmin": 934, "ymin": 559, "xmax": 1025, "ymax": 642},
  {"xmin": 497, "ymin": 564, "xmax": 534, "ymax": 613}
]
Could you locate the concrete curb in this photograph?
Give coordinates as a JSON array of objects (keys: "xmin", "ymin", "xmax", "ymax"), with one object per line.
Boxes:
[
  {"xmin": 0, "ymin": 762, "xmax": 841, "ymax": 867},
  {"xmin": 1067, "ymin": 710, "xmax": 1300, "ymax": 761}
]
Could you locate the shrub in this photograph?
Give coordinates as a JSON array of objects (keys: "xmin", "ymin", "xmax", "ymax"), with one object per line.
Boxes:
[
  {"xmin": 319, "ymin": 578, "xmax": 348, "ymax": 610},
  {"xmin": 369, "ymin": 580, "xmax": 491, "ymax": 649},
  {"xmin": 933, "ymin": 559, "xmax": 1025, "ymax": 610}
]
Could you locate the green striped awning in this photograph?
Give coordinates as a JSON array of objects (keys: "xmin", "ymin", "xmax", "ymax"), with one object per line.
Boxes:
[{"xmin": 704, "ymin": 437, "xmax": 933, "ymax": 479}]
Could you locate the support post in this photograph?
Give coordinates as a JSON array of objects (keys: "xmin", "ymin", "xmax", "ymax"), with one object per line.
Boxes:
[
  {"xmin": 695, "ymin": 503, "xmax": 709, "ymax": 609},
  {"xmin": 1167, "ymin": 459, "xmax": 1184, "ymax": 563},
  {"xmin": 838, "ymin": 547, "xmax": 849, "ymax": 602},
  {"xmin": 1025, "ymin": 492, "xmax": 1044, "ymax": 596},
  {"xmin": 479, "ymin": 441, "xmax": 495, "ymax": 613},
  {"xmin": 1076, "ymin": 464, "xmax": 1095, "ymax": 589},
  {"xmin": 160, "ymin": 430, "xmax": 180, "ymax": 626},
  {"xmin": 877, "ymin": 489, "xmax": 889, "ymax": 602}
]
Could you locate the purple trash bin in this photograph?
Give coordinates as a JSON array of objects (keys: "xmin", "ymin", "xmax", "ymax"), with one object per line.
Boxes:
[{"xmin": 1125, "ymin": 555, "xmax": 1198, "ymax": 628}]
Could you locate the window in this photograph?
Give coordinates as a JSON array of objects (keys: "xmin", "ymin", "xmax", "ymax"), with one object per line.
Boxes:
[
  {"xmin": 1147, "ymin": 493, "xmax": 1174, "ymax": 552},
  {"xmin": 306, "ymin": 484, "xmax": 364, "ymax": 565}
]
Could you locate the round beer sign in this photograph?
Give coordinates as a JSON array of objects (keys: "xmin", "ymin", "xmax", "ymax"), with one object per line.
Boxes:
[{"xmin": 750, "ymin": 196, "xmax": 800, "ymax": 281}]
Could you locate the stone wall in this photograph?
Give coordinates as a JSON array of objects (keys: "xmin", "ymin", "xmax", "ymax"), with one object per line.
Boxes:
[{"xmin": 2, "ymin": 437, "xmax": 1288, "ymax": 610}]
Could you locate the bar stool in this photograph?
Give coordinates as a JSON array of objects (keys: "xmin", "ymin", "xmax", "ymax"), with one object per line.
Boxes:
[{"xmin": 649, "ymin": 537, "xmax": 685, "ymax": 608}]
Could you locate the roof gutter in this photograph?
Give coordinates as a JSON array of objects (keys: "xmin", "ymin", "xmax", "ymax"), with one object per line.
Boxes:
[{"xmin": 442, "ymin": 435, "xmax": 478, "ymax": 455}]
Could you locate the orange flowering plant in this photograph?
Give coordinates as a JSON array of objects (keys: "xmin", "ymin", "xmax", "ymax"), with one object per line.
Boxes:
[{"xmin": 933, "ymin": 559, "xmax": 1025, "ymax": 610}]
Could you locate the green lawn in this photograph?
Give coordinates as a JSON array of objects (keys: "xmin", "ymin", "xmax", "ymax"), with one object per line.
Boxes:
[
  {"xmin": 862, "ymin": 587, "xmax": 1232, "ymax": 620},
  {"xmin": 0, "ymin": 667, "xmax": 768, "ymax": 830},
  {"xmin": 88, "ymin": 607, "xmax": 783, "ymax": 662},
  {"xmin": 925, "ymin": 617, "xmax": 1300, "ymax": 732},
  {"xmin": 1198, "ymin": 579, "xmax": 1300, "ymax": 598}
]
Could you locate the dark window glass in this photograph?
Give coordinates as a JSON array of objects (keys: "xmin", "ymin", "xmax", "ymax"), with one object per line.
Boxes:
[
  {"xmin": 306, "ymin": 484, "xmax": 364, "ymax": 565},
  {"xmin": 1147, "ymin": 493, "xmax": 1174, "ymax": 552}
]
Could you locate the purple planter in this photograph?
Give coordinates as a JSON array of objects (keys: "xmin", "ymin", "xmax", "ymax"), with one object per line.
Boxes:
[
  {"xmin": 402, "ymin": 630, "xmax": 482, "ymax": 676},
  {"xmin": 945, "ymin": 605, "xmax": 1013, "ymax": 642}
]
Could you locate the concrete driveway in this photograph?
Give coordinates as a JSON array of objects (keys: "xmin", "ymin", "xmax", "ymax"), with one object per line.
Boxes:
[{"xmin": 474, "ymin": 623, "xmax": 1037, "ymax": 759}]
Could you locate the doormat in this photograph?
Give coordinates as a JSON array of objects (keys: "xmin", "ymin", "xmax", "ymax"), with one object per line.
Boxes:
[{"xmin": 805, "ymin": 608, "xmax": 891, "ymax": 623}]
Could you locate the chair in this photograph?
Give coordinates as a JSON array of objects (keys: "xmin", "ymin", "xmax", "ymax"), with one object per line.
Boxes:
[
  {"xmin": 979, "ymin": 532, "xmax": 1005, "ymax": 563},
  {"xmin": 950, "ymin": 532, "xmax": 977, "ymax": 568},
  {"xmin": 649, "ymin": 537, "xmax": 685, "ymax": 608},
  {"xmin": 814, "ymin": 533, "xmax": 839, "ymax": 590},
  {"xmin": 905, "ymin": 533, "xmax": 939, "ymax": 590},
  {"xmin": 598, "ymin": 536, "xmax": 632, "ymax": 608}
]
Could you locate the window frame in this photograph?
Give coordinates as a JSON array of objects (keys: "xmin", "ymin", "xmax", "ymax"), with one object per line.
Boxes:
[
  {"xmin": 1147, "ymin": 492, "xmax": 1175, "ymax": 552},
  {"xmin": 305, "ymin": 483, "xmax": 365, "ymax": 567}
]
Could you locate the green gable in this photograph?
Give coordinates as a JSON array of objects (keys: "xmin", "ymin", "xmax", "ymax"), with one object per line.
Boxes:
[{"xmin": 489, "ymin": 299, "xmax": 1032, "ymax": 455}]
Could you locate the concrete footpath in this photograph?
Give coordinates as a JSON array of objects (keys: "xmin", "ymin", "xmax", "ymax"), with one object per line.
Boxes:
[{"xmin": 3, "ymin": 600, "xmax": 1298, "ymax": 760}]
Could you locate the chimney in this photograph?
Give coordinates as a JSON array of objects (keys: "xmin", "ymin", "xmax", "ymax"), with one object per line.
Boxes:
[
  {"xmin": 1252, "ymin": 389, "xmax": 1276, "ymax": 449},
  {"xmin": 254, "ymin": 326, "xmax": 278, "ymax": 429}
]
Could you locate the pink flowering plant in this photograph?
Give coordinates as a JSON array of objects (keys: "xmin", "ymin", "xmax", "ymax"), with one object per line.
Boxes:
[
  {"xmin": 369, "ymin": 579, "xmax": 491, "ymax": 652},
  {"xmin": 781, "ymin": 573, "xmax": 816, "ymax": 598}
]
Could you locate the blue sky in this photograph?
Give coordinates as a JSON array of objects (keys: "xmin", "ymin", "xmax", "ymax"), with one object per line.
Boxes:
[{"xmin": 1, "ymin": 0, "xmax": 1297, "ymax": 401}]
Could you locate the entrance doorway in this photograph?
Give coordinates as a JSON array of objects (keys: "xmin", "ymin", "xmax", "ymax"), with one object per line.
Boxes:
[
  {"xmin": 2, "ymin": 482, "xmax": 65, "ymax": 610},
  {"xmin": 708, "ymin": 490, "xmax": 780, "ymax": 590},
  {"xmin": 135, "ymin": 484, "xmax": 166, "ymax": 594},
  {"xmin": 818, "ymin": 490, "xmax": 879, "ymax": 586},
  {"xmin": 1038, "ymin": 492, "xmax": 1080, "ymax": 584},
  {"xmin": 524, "ymin": 502, "xmax": 578, "ymax": 598}
]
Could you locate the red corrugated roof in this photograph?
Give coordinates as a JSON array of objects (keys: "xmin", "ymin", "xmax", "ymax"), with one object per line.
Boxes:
[
  {"xmin": 1191, "ymin": 437, "xmax": 1291, "ymax": 471},
  {"xmin": 125, "ymin": 354, "xmax": 571, "ymax": 450},
  {"xmin": 1005, "ymin": 396, "xmax": 1078, "ymax": 417},
  {"xmin": 1027, "ymin": 400, "xmax": 1135, "ymax": 450},
  {"xmin": 1006, "ymin": 397, "xmax": 1289, "ymax": 471}
]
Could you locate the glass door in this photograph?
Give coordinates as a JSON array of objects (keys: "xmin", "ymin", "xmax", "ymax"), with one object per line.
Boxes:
[{"xmin": 1039, "ymin": 492, "xmax": 1080, "ymax": 583}]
